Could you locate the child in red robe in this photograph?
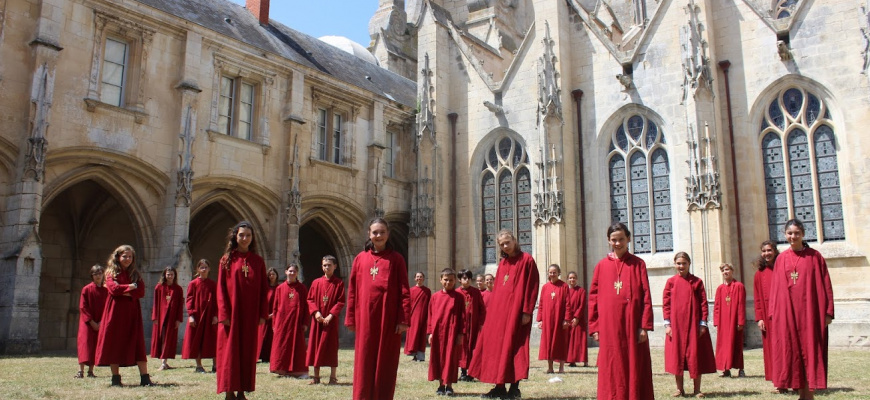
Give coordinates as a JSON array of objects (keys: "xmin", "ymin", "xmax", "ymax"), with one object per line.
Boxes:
[
  {"xmin": 753, "ymin": 240, "xmax": 785, "ymax": 393},
  {"xmin": 76, "ymin": 264, "xmax": 108, "ymax": 379},
  {"xmin": 95, "ymin": 245, "xmax": 153, "ymax": 387},
  {"xmin": 405, "ymin": 271, "xmax": 431, "ymax": 362},
  {"xmin": 566, "ymin": 271, "xmax": 588, "ymax": 367},
  {"xmin": 216, "ymin": 221, "xmax": 269, "ymax": 400},
  {"xmin": 714, "ymin": 263, "xmax": 746, "ymax": 378},
  {"xmin": 589, "ymin": 223, "xmax": 654, "ymax": 400},
  {"xmin": 458, "ymin": 268, "xmax": 486, "ymax": 381},
  {"xmin": 483, "ymin": 273, "xmax": 494, "ymax": 307},
  {"xmin": 769, "ymin": 219, "xmax": 834, "ymax": 400},
  {"xmin": 345, "ymin": 218, "xmax": 411, "ymax": 400},
  {"xmin": 258, "ymin": 268, "xmax": 279, "ymax": 363},
  {"xmin": 664, "ymin": 252, "xmax": 716, "ymax": 397},
  {"xmin": 270, "ymin": 263, "xmax": 309, "ymax": 378},
  {"xmin": 428, "ymin": 268, "xmax": 465, "ymax": 396},
  {"xmin": 470, "ymin": 229, "xmax": 539, "ymax": 399},
  {"xmin": 538, "ymin": 264, "xmax": 571, "ymax": 374},
  {"xmin": 183, "ymin": 259, "xmax": 218, "ymax": 373},
  {"xmin": 151, "ymin": 266, "xmax": 184, "ymax": 370},
  {"xmin": 307, "ymin": 255, "xmax": 346, "ymax": 384}
]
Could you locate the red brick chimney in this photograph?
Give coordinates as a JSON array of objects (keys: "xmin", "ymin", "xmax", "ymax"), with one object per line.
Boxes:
[{"xmin": 246, "ymin": 0, "xmax": 270, "ymax": 25}]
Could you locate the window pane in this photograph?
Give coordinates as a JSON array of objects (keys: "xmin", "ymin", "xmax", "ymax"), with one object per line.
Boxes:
[
  {"xmin": 630, "ymin": 152, "xmax": 650, "ymax": 253},
  {"xmin": 219, "ymin": 77, "xmax": 234, "ymax": 135},
  {"xmin": 102, "ymin": 62, "xmax": 124, "ymax": 87},
  {"xmin": 317, "ymin": 109, "xmax": 327, "ymax": 160},
  {"xmin": 385, "ymin": 131, "xmax": 395, "ymax": 177},
  {"xmin": 240, "ymin": 83, "xmax": 254, "ymax": 103},
  {"xmin": 609, "ymin": 156, "xmax": 628, "ymax": 225},
  {"xmin": 762, "ymin": 132, "xmax": 788, "ymax": 243},
  {"xmin": 651, "ymin": 149, "xmax": 672, "ymax": 252},
  {"xmin": 516, "ymin": 167, "xmax": 533, "ymax": 252},
  {"xmin": 100, "ymin": 84, "xmax": 122, "ymax": 107},
  {"xmin": 332, "ymin": 114, "xmax": 342, "ymax": 164},
  {"xmin": 104, "ymin": 38, "xmax": 127, "ymax": 64},
  {"xmin": 481, "ymin": 172, "xmax": 497, "ymax": 264},
  {"xmin": 787, "ymin": 129, "xmax": 817, "ymax": 241},
  {"xmin": 627, "ymin": 115, "xmax": 644, "ymax": 142},
  {"xmin": 101, "ymin": 39, "xmax": 127, "ymax": 107},
  {"xmin": 783, "ymin": 88, "xmax": 803, "ymax": 118},
  {"xmin": 498, "ymin": 170, "xmax": 514, "ymax": 231},
  {"xmin": 814, "ymin": 125, "xmax": 844, "ymax": 240}
]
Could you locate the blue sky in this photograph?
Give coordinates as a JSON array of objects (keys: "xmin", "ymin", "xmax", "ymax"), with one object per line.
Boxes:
[{"xmin": 227, "ymin": 0, "xmax": 378, "ymax": 46}]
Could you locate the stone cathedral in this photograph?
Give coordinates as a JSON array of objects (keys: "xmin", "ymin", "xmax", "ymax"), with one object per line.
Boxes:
[{"xmin": 0, "ymin": 0, "xmax": 867, "ymax": 353}]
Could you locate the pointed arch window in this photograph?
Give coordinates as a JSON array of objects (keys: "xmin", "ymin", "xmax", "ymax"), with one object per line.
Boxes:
[
  {"xmin": 607, "ymin": 114, "xmax": 672, "ymax": 254},
  {"xmin": 481, "ymin": 137, "xmax": 532, "ymax": 263},
  {"xmin": 760, "ymin": 87, "xmax": 844, "ymax": 243}
]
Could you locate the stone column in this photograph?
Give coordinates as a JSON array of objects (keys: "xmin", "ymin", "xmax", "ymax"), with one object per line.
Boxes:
[{"xmin": 0, "ymin": 1, "xmax": 64, "ymax": 353}]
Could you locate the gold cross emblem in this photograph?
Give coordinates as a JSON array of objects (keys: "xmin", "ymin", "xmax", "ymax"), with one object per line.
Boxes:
[
  {"xmin": 322, "ymin": 295, "xmax": 329, "ymax": 306},
  {"xmin": 465, "ymin": 300, "xmax": 471, "ymax": 309},
  {"xmin": 614, "ymin": 280, "xmax": 623, "ymax": 295},
  {"xmin": 790, "ymin": 270, "xmax": 799, "ymax": 285},
  {"xmin": 503, "ymin": 274, "xmax": 509, "ymax": 285},
  {"xmin": 165, "ymin": 295, "xmax": 171, "ymax": 302},
  {"xmin": 288, "ymin": 292, "xmax": 295, "ymax": 300},
  {"xmin": 241, "ymin": 262, "xmax": 249, "ymax": 278},
  {"xmin": 726, "ymin": 296, "xmax": 731, "ymax": 303},
  {"xmin": 370, "ymin": 266, "xmax": 379, "ymax": 280},
  {"xmin": 550, "ymin": 291, "xmax": 556, "ymax": 300}
]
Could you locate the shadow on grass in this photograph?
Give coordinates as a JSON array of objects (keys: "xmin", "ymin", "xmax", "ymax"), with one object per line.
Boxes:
[
  {"xmin": 823, "ymin": 387, "xmax": 855, "ymax": 394},
  {"xmin": 450, "ymin": 392, "xmax": 581, "ymax": 400},
  {"xmin": 702, "ymin": 390, "xmax": 763, "ymax": 398}
]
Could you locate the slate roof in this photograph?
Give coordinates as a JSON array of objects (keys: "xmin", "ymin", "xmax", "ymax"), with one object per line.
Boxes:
[{"xmin": 134, "ymin": 0, "xmax": 416, "ymax": 108}]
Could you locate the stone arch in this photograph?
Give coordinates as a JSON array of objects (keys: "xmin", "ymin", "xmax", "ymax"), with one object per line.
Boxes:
[
  {"xmin": 37, "ymin": 179, "xmax": 143, "ymax": 351},
  {"xmin": 300, "ymin": 194, "xmax": 367, "ymax": 280},
  {"xmin": 383, "ymin": 211, "xmax": 410, "ymax": 263}
]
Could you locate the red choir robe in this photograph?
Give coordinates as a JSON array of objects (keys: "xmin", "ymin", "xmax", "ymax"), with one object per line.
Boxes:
[
  {"xmin": 714, "ymin": 280, "xmax": 746, "ymax": 370},
  {"xmin": 567, "ymin": 285, "xmax": 588, "ymax": 364},
  {"xmin": 428, "ymin": 289, "xmax": 465, "ymax": 383},
  {"xmin": 151, "ymin": 283, "xmax": 184, "ymax": 359},
  {"xmin": 753, "ymin": 267, "xmax": 774, "ymax": 381},
  {"xmin": 95, "ymin": 269, "xmax": 147, "ymax": 366},
  {"xmin": 663, "ymin": 273, "xmax": 716, "ymax": 378},
  {"xmin": 182, "ymin": 277, "xmax": 218, "ymax": 359},
  {"xmin": 588, "ymin": 252, "xmax": 654, "ymax": 400},
  {"xmin": 458, "ymin": 285, "xmax": 486, "ymax": 369},
  {"xmin": 307, "ymin": 275, "xmax": 346, "ymax": 367},
  {"xmin": 538, "ymin": 280, "xmax": 571, "ymax": 362},
  {"xmin": 270, "ymin": 280, "xmax": 309, "ymax": 374},
  {"xmin": 258, "ymin": 284, "xmax": 278, "ymax": 362},
  {"xmin": 404, "ymin": 285, "xmax": 432, "ymax": 355},
  {"xmin": 468, "ymin": 251, "xmax": 540, "ymax": 384},
  {"xmin": 345, "ymin": 248, "xmax": 411, "ymax": 400},
  {"xmin": 769, "ymin": 247, "xmax": 834, "ymax": 390},
  {"xmin": 216, "ymin": 251, "xmax": 269, "ymax": 394},
  {"xmin": 78, "ymin": 282, "xmax": 108, "ymax": 365},
  {"xmin": 481, "ymin": 290, "xmax": 492, "ymax": 308}
]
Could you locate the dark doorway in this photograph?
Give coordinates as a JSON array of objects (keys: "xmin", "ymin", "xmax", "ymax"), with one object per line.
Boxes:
[
  {"xmin": 38, "ymin": 180, "xmax": 138, "ymax": 351},
  {"xmin": 298, "ymin": 221, "xmax": 339, "ymax": 287},
  {"xmin": 189, "ymin": 203, "xmax": 238, "ymax": 282}
]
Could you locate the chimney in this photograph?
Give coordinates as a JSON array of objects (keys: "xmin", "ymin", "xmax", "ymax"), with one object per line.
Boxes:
[{"xmin": 246, "ymin": 0, "xmax": 270, "ymax": 26}]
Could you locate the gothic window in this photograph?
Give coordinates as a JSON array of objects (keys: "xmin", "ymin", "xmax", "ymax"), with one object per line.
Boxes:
[
  {"xmin": 209, "ymin": 54, "xmax": 276, "ymax": 146},
  {"xmin": 218, "ymin": 76, "xmax": 257, "ymax": 140},
  {"xmin": 760, "ymin": 87, "xmax": 844, "ymax": 243},
  {"xmin": 100, "ymin": 38, "xmax": 128, "ymax": 107},
  {"xmin": 607, "ymin": 113, "xmax": 672, "ymax": 254},
  {"xmin": 774, "ymin": 0, "xmax": 798, "ymax": 19},
  {"xmin": 481, "ymin": 136, "xmax": 532, "ymax": 263}
]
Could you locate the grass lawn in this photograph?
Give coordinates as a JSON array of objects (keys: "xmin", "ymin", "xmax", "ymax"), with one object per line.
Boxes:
[{"xmin": 1, "ymin": 347, "xmax": 868, "ymax": 399}]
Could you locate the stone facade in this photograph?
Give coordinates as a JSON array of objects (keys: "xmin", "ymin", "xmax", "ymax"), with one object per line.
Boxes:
[{"xmin": 1, "ymin": 0, "xmax": 868, "ymax": 354}]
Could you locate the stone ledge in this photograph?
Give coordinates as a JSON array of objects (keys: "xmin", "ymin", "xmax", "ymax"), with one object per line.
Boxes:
[
  {"xmin": 83, "ymin": 98, "xmax": 148, "ymax": 124},
  {"xmin": 206, "ymin": 130, "xmax": 271, "ymax": 155}
]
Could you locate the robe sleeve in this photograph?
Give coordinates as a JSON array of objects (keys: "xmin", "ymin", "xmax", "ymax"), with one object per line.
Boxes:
[
  {"xmin": 330, "ymin": 280, "xmax": 346, "ymax": 317},
  {"xmin": 217, "ymin": 255, "xmax": 231, "ymax": 322},
  {"xmin": 662, "ymin": 279, "xmax": 673, "ymax": 321},
  {"xmin": 457, "ymin": 293, "xmax": 466, "ymax": 335},
  {"xmin": 820, "ymin": 256, "xmax": 834, "ymax": 318},
  {"xmin": 152, "ymin": 286, "xmax": 160, "ymax": 321},
  {"xmin": 478, "ymin": 290, "xmax": 487, "ymax": 325},
  {"xmin": 639, "ymin": 262, "xmax": 653, "ymax": 331},
  {"xmin": 713, "ymin": 286, "xmax": 722, "ymax": 327},
  {"xmin": 698, "ymin": 280, "xmax": 709, "ymax": 323},
  {"xmin": 588, "ymin": 263, "xmax": 600, "ymax": 335},
  {"xmin": 187, "ymin": 281, "xmax": 199, "ymax": 320},
  {"xmin": 522, "ymin": 256, "xmax": 540, "ymax": 315},
  {"xmin": 427, "ymin": 293, "xmax": 435, "ymax": 335},
  {"xmin": 131, "ymin": 277, "xmax": 145, "ymax": 299},
  {"xmin": 536, "ymin": 287, "xmax": 544, "ymax": 323},
  {"xmin": 174, "ymin": 285, "xmax": 184, "ymax": 322},
  {"xmin": 306, "ymin": 280, "xmax": 319, "ymax": 316},
  {"xmin": 737, "ymin": 283, "xmax": 746, "ymax": 326},
  {"xmin": 562, "ymin": 287, "xmax": 572, "ymax": 321},
  {"xmin": 396, "ymin": 254, "xmax": 412, "ymax": 326},
  {"xmin": 753, "ymin": 272, "xmax": 764, "ymax": 320},
  {"xmin": 80, "ymin": 286, "xmax": 94, "ymax": 323},
  {"xmin": 345, "ymin": 256, "xmax": 358, "ymax": 328}
]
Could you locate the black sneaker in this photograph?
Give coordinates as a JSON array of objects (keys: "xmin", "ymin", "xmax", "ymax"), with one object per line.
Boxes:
[
  {"xmin": 140, "ymin": 374, "xmax": 154, "ymax": 386},
  {"xmin": 436, "ymin": 385, "xmax": 446, "ymax": 396},
  {"xmin": 111, "ymin": 375, "xmax": 122, "ymax": 386},
  {"xmin": 481, "ymin": 386, "xmax": 508, "ymax": 399},
  {"xmin": 506, "ymin": 386, "xmax": 521, "ymax": 399},
  {"xmin": 719, "ymin": 370, "xmax": 731, "ymax": 378},
  {"xmin": 738, "ymin": 369, "xmax": 746, "ymax": 378},
  {"xmin": 445, "ymin": 386, "xmax": 455, "ymax": 396}
]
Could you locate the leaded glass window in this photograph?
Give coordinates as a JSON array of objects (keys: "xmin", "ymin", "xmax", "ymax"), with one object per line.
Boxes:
[
  {"xmin": 481, "ymin": 136, "xmax": 532, "ymax": 263},
  {"xmin": 607, "ymin": 113, "xmax": 672, "ymax": 254},
  {"xmin": 759, "ymin": 86, "xmax": 845, "ymax": 243}
]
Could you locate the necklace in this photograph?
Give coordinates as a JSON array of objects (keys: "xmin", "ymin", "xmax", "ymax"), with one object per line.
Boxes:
[
  {"xmin": 614, "ymin": 255, "xmax": 625, "ymax": 295},
  {"xmin": 370, "ymin": 250, "xmax": 387, "ymax": 281},
  {"xmin": 788, "ymin": 248, "xmax": 804, "ymax": 285},
  {"xmin": 724, "ymin": 281, "xmax": 734, "ymax": 303}
]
